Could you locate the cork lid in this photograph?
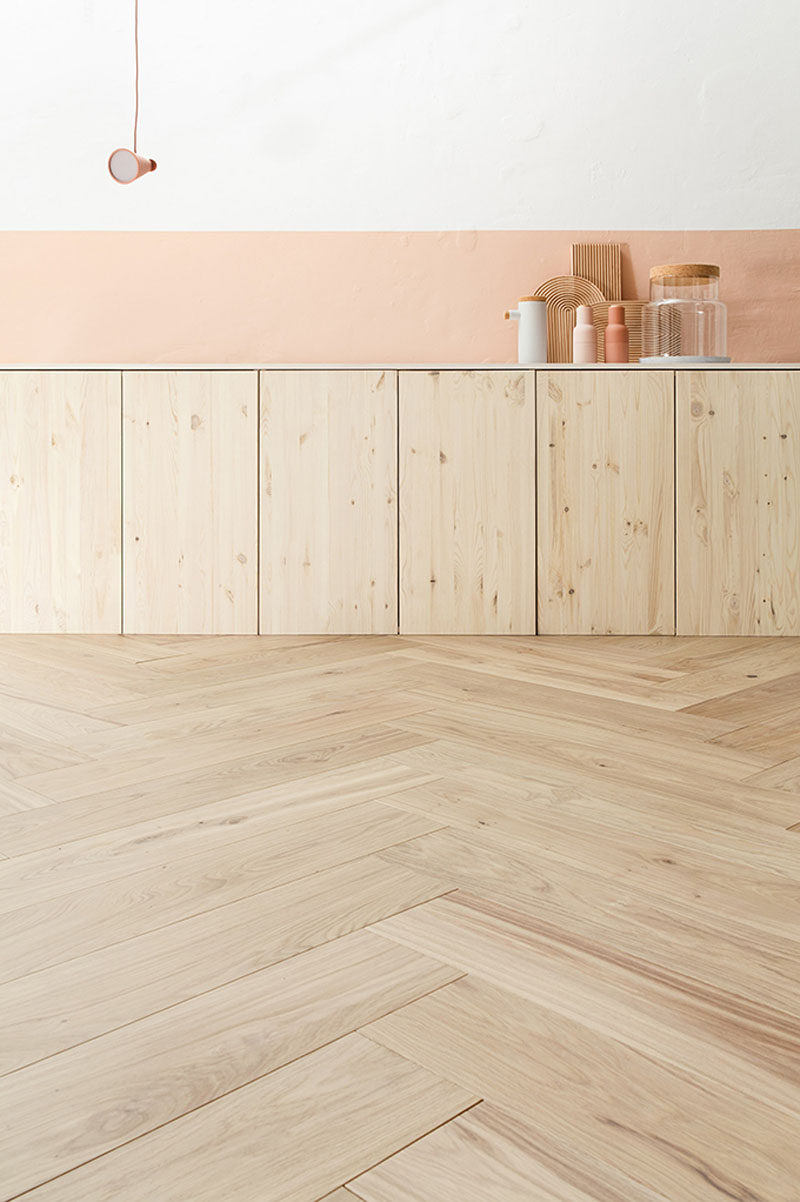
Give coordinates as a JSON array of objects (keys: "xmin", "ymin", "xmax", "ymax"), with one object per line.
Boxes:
[
  {"xmin": 649, "ymin": 263, "xmax": 720, "ymax": 281},
  {"xmin": 519, "ymin": 295, "xmax": 547, "ymax": 302}
]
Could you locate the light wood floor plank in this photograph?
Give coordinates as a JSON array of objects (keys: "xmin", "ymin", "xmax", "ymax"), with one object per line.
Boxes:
[
  {"xmin": 19, "ymin": 697, "xmax": 430, "ymax": 802},
  {"xmin": 349, "ymin": 1102, "xmax": 653, "ymax": 1202},
  {"xmin": 393, "ymin": 699, "xmax": 772, "ymax": 779},
  {"xmin": 0, "ymin": 788, "xmax": 443, "ymax": 914},
  {"xmin": 394, "ymin": 654, "xmax": 728, "ymax": 727},
  {"xmin": 746, "ymin": 754, "xmax": 800, "ymax": 795},
  {"xmin": 378, "ymin": 829, "xmax": 800, "ymax": 1018},
  {"xmin": 379, "ymin": 783, "xmax": 800, "ymax": 934},
  {"xmin": 22, "ymin": 1034, "xmax": 478, "ymax": 1202},
  {"xmin": 0, "ymin": 931, "xmax": 461, "ymax": 1198},
  {"xmin": 385, "ymin": 738, "xmax": 800, "ymax": 831},
  {"xmin": 403, "ymin": 691, "xmax": 770, "ymax": 773},
  {"xmin": 363, "ymin": 977, "xmax": 800, "ymax": 1201},
  {"xmin": 1, "ymin": 633, "xmax": 798, "ymax": 1201},
  {"xmin": 372, "ymin": 893, "xmax": 800, "ymax": 1116},
  {"xmin": 12, "ymin": 721, "xmax": 433, "ymax": 814},
  {"xmin": 395, "ymin": 644, "xmax": 703, "ymax": 709},
  {"xmin": 0, "ymin": 804, "xmax": 442, "ymax": 981},
  {"xmin": 0, "ymin": 775, "xmax": 55, "ymax": 816},
  {"xmin": 0, "ymin": 757, "xmax": 438, "ymax": 858},
  {"xmin": 0, "ymin": 855, "xmax": 451, "ymax": 1075},
  {"xmin": 91, "ymin": 651, "xmax": 426, "ymax": 726},
  {"xmin": 379, "ymin": 768, "xmax": 800, "ymax": 878}
]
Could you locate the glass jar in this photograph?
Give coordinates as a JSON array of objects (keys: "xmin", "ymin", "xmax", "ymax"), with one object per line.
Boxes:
[{"xmin": 640, "ymin": 264, "xmax": 729, "ymax": 362}]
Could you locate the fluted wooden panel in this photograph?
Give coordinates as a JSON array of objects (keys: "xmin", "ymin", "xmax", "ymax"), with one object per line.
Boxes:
[{"xmin": 570, "ymin": 242, "xmax": 623, "ymax": 301}]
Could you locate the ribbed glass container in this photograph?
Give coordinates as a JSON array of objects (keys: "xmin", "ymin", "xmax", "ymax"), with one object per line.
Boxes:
[{"xmin": 641, "ymin": 264, "xmax": 728, "ymax": 361}]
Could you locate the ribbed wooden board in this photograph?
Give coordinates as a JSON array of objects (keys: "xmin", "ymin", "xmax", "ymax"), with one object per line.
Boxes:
[
  {"xmin": 592, "ymin": 300, "xmax": 648, "ymax": 364},
  {"xmin": 570, "ymin": 243, "xmax": 623, "ymax": 301},
  {"xmin": 533, "ymin": 276, "xmax": 605, "ymax": 363}
]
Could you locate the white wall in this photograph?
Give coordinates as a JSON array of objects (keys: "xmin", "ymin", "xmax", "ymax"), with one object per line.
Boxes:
[{"xmin": 1, "ymin": 0, "xmax": 798, "ymax": 231}]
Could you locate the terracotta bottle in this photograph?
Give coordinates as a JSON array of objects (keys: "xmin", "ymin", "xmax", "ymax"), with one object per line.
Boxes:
[
  {"xmin": 572, "ymin": 306, "xmax": 597, "ymax": 363},
  {"xmin": 604, "ymin": 305, "xmax": 629, "ymax": 363}
]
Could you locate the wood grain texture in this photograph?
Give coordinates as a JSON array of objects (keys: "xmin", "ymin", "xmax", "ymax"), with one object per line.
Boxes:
[
  {"xmin": 0, "ymin": 931, "xmax": 460, "ymax": 1197},
  {"xmin": 2, "ymin": 633, "xmax": 799, "ymax": 1202},
  {"xmin": 533, "ymin": 276, "xmax": 606, "ymax": 364},
  {"xmin": 23, "ymin": 1034, "xmax": 477, "ymax": 1202},
  {"xmin": 0, "ymin": 802, "xmax": 441, "ymax": 982},
  {"xmin": 364, "ymin": 976, "xmax": 800, "ymax": 1201},
  {"xmin": 677, "ymin": 370, "xmax": 800, "ymax": 635},
  {"xmin": 350, "ymin": 1102, "xmax": 638, "ymax": 1202},
  {"xmin": 260, "ymin": 371, "xmax": 398, "ymax": 634},
  {"xmin": 0, "ymin": 748, "xmax": 432, "ymax": 914},
  {"xmin": 399, "ymin": 371, "xmax": 535, "ymax": 634},
  {"xmin": 0, "ymin": 856, "xmax": 451, "ymax": 1076},
  {"xmin": 372, "ymin": 892, "xmax": 800, "ymax": 1115},
  {"xmin": 537, "ymin": 370, "xmax": 674, "ymax": 634},
  {"xmin": 123, "ymin": 370, "xmax": 258, "ymax": 634},
  {"xmin": 0, "ymin": 755, "xmax": 435, "ymax": 857},
  {"xmin": 0, "ymin": 371, "xmax": 121, "ymax": 632}
]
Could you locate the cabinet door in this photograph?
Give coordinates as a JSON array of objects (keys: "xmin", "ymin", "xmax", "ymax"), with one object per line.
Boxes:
[
  {"xmin": 677, "ymin": 370, "xmax": 800, "ymax": 635},
  {"xmin": 0, "ymin": 371, "xmax": 121, "ymax": 633},
  {"xmin": 260, "ymin": 371, "xmax": 397, "ymax": 634},
  {"xmin": 537, "ymin": 371, "xmax": 674, "ymax": 635},
  {"xmin": 399, "ymin": 371, "xmax": 535, "ymax": 634},
  {"xmin": 123, "ymin": 371, "xmax": 258, "ymax": 634}
]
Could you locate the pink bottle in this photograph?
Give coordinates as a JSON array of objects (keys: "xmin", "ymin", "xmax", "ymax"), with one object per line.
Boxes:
[
  {"xmin": 604, "ymin": 305, "xmax": 629, "ymax": 363},
  {"xmin": 572, "ymin": 306, "xmax": 597, "ymax": 363}
]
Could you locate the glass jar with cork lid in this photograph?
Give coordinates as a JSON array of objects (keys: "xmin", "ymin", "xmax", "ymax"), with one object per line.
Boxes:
[{"xmin": 640, "ymin": 263, "xmax": 729, "ymax": 363}]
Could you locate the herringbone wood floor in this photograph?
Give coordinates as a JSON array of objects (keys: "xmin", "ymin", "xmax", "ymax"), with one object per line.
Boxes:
[{"xmin": 1, "ymin": 634, "xmax": 799, "ymax": 1200}]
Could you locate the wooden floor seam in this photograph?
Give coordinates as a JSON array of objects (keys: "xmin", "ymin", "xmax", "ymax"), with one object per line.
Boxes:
[{"xmin": 0, "ymin": 634, "xmax": 798, "ymax": 1201}]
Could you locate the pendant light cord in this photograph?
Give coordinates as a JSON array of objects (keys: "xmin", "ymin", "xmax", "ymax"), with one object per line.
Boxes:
[{"xmin": 133, "ymin": 0, "xmax": 139, "ymax": 153}]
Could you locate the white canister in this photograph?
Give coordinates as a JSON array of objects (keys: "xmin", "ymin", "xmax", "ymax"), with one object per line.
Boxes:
[{"xmin": 504, "ymin": 296, "xmax": 547, "ymax": 364}]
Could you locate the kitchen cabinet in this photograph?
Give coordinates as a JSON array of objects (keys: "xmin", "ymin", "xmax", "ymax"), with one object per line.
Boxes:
[
  {"xmin": 122, "ymin": 371, "xmax": 258, "ymax": 634},
  {"xmin": 677, "ymin": 370, "xmax": 800, "ymax": 635},
  {"xmin": 399, "ymin": 371, "xmax": 535, "ymax": 634},
  {"xmin": 3, "ymin": 363, "xmax": 798, "ymax": 639},
  {"xmin": 260, "ymin": 370, "xmax": 397, "ymax": 634},
  {"xmin": 0, "ymin": 371, "xmax": 121, "ymax": 632},
  {"xmin": 537, "ymin": 370, "xmax": 674, "ymax": 634}
]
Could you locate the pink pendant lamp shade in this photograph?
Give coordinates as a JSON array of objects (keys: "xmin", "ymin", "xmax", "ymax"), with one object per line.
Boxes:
[
  {"xmin": 108, "ymin": 149, "xmax": 156, "ymax": 183},
  {"xmin": 109, "ymin": 0, "xmax": 156, "ymax": 183}
]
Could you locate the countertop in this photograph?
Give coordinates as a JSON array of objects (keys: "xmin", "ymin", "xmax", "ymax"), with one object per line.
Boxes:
[{"xmin": 1, "ymin": 363, "xmax": 799, "ymax": 372}]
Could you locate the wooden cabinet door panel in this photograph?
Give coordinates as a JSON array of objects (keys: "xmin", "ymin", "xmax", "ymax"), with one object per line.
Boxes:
[
  {"xmin": 537, "ymin": 370, "xmax": 674, "ymax": 635},
  {"xmin": 260, "ymin": 371, "xmax": 397, "ymax": 634},
  {"xmin": 123, "ymin": 371, "xmax": 257, "ymax": 634},
  {"xmin": 677, "ymin": 370, "xmax": 800, "ymax": 635},
  {"xmin": 399, "ymin": 371, "xmax": 535, "ymax": 634},
  {"xmin": 0, "ymin": 371, "xmax": 121, "ymax": 633}
]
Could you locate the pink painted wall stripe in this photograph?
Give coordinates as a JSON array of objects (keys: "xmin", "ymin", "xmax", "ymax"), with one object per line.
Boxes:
[{"xmin": 0, "ymin": 230, "xmax": 798, "ymax": 364}]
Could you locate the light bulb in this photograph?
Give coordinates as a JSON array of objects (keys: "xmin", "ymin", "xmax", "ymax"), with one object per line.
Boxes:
[{"xmin": 108, "ymin": 148, "xmax": 157, "ymax": 184}]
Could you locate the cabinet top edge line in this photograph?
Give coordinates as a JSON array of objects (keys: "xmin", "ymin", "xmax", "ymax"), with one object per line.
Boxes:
[{"xmin": 0, "ymin": 365, "xmax": 798, "ymax": 373}]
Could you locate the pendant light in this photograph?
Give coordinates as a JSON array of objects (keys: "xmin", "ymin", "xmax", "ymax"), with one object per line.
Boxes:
[{"xmin": 108, "ymin": 0, "xmax": 156, "ymax": 183}]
